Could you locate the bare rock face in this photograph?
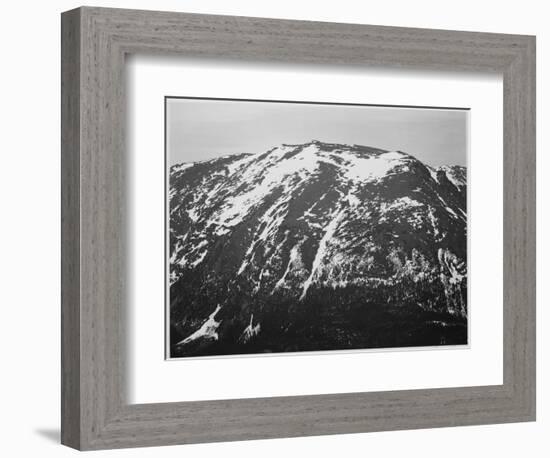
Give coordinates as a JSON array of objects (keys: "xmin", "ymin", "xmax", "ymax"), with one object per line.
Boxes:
[{"xmin": 169, "ymin": 141, "xmax": 467, "ymax": 357}]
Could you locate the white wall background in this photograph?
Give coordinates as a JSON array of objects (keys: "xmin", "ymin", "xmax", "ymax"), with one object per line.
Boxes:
[{"xmin": 0, "ymin": 0, "xmax": 546, "ymax": 456}]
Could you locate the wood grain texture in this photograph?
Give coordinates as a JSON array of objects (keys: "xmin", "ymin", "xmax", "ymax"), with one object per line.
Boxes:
[
  {"xmin": 60, "ymin": 8, "xmax": 81, "ymax": 449},
  {"xmin": 61, "ymin": 6, "xmax": 536, "ymax": 450}
]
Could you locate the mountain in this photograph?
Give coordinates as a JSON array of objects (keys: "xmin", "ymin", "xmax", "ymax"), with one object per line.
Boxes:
[{"xmin": 168, "ymin": 140, "xmax": 467, "ymax": 357}]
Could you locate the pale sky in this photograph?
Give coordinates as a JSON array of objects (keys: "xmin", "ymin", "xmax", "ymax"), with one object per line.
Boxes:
[{"xmin": 166, "ymin": 97, "xmax": 468, "ymax": 168}]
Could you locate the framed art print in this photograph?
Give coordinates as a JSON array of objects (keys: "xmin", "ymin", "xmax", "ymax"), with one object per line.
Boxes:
[{"xmin": 61, "ymin": 7, "xmax": 535, "ymax": 450}]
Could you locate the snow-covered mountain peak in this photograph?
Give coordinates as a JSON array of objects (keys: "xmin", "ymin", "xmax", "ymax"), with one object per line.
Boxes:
[
  {"xmin": 226, "ymin": 142, "xmax": 414, "ymax": 184},
  {"xmin": 169, "ymin": 141, "xmax": 468, "ymax": 356}
]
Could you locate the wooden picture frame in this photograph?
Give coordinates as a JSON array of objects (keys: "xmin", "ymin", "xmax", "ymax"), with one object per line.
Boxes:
[{"xmin": 61, "ymin": 6, "xmax": 536, "ymax": 450}]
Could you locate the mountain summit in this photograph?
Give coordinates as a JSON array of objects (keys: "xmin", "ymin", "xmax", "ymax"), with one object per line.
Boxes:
[{"xmin": 169, "ymin": 141, "xmax": 467, "ymax": 357}]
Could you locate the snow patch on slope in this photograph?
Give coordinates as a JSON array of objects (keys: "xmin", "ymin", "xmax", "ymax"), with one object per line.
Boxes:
[
  {"xmin": 339, "ymin": 150, "xmax": 406, "ymax": 182},
  {"xmin": 381, "ymin": 197, "xmax": 423, "ymax": 213},
  {"xmin": 300, "ymin": 208, "xmax": 345, "ymax": 300},
  {"xmin": 209, "ymin": 145, "xmax": 320, "ymax": 232},
  {"xmin": 176, "ymin": 305, "xmax": 222, "ymax": 346},
  {"xmin": 439, "ymin": 165, "xmax": 466, "ymax": 189},
  {"xmin": 427, "ymin": 166, "xmax": 439, "ymax": 183},
  {"xmin": 428, "ymin": 206, "xmax": 440, "ymax": 240},
  {"xmin": 273, "ymin": 239, "xmax": 306, "ymax": 292},
  {"xmin": 239, "ymin": 314, "xmax": 261, "ymax": 343}
]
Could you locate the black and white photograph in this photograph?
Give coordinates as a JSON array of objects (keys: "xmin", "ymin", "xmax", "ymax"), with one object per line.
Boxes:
[{"xmin": 167, "ymin": 97, "xmax": 468, "ymax": 359}]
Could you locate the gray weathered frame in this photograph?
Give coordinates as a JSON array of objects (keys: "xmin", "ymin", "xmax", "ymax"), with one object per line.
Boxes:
[{"xmin": 61, "ymin": 6, "xmax": 536, "ymax": 451}]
